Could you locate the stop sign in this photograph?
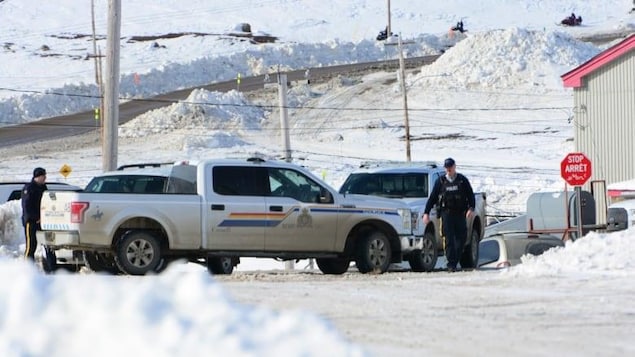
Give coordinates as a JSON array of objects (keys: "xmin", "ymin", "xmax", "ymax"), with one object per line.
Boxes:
[{"xmin": 561, "ymin": 152, "xmax": 592, "ymax": 186}]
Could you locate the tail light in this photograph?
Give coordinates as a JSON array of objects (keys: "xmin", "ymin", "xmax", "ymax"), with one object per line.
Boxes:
[{"xmin": 70, "ymin": 201, "xmax": 89, "ymax": 223}]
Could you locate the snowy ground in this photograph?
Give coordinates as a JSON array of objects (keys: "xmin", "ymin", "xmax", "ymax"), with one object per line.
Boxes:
[{"xmin": 1, "ymin": 1, "xmax": 635, "ymax": 356}]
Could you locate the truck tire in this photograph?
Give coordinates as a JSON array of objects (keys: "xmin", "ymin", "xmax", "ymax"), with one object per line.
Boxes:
[
  {"xmin": 460, "ymin": 228, "xmax": 480, "ymax": 269},
  {"xmin": 207, "ymin": 256, "xmax": 234, "ymax": 275},
  {"xmin": 408, "ymin": 232, "xmax": 438, "ymax": 272},
  {"xmin": 115, "ymin": 230, "xmax": 162, "ymax": 275},
  {"xmin": 355, "ymin": 231, "xmax": 391, "ymax": 274},
  {"xmin": 316, "ymin": 257, "xmax": 350, "ymax": 274},
  {"xmin": 84, "ymin": 251, "xmax": 121, "ymax": 274}
]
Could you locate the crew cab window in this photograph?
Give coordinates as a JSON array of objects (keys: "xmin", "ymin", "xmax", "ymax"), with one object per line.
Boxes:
[
  {"xmin": 212, "ymin": 166, "xmax": 331, "ymax": 203},
  {"xmin": 339, "ymin": 173, "xmax": 428, "ymax": 198},
  {"xmin": 213, "ymin": 166, "xmax": 268, "ymax": 196},
  {"xmin": 268, "ymin": 168, "xmax": 329, "ymax": 203}
]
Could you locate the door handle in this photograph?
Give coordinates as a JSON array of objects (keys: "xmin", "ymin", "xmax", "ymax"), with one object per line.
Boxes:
[
  {"xmin": 211, "ymin": 204, "xmax": 225, "ymax": 211},
  {"xmin": 269, "ymin": 205, "xmax": 283, "ymax": 212}
]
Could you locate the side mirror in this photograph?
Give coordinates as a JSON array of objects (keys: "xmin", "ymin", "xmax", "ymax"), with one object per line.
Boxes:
[{"xmin": 319, "ymin": 190, "xmax": 333, "ymax": 204}]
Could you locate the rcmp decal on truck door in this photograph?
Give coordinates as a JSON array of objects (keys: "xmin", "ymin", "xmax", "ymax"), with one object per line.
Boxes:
[
  {"xmin": 219, "ymin": 212, "xmax": 289, "ymax": 227},
  {"xmin": 218, "ymin": 206, "xmax": 398, "ymax": 228},
  {"xmin": 296, "ymin": 207, "xmax": 312, "ymax": 228},
  {"xmin": 218, "ymin": 207, "xmax": 312, "ymax": 228}
]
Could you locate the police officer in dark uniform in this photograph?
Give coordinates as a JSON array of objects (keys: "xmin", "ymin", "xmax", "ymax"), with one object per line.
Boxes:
[
  {"xmin": 423, "ymin": 158, "xmax": 475, "ymax": 272},
  {"xmin": 22, "ymin": 167, "xmax": 48, "ymax": 261}
]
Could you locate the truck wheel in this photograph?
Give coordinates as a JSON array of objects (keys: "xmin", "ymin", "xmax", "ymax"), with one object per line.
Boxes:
[
  {"xmin": 115, "ymin": 231, "xmax": 162, "ymax": 275},
  {"xmin": 460, "ymin": 228, "xmax": 480, "ymax": 269},
  {"xmin": 84, "ymin": 251, "xmax": 121, "ymax": 274},
  {"xmin": 408, "ymin": 232, "xmax": 438, "ymax": 272},
  {"xmin": 207, "ymin": 256, "xmax": 234, "ymax": 275},
  {"xmin": 316, "ymin": 257, "xmax": 350, "ymax": 274},
  {"xmin": 355, "ymin": 231, "xmax": 391, "ymax": 274}
]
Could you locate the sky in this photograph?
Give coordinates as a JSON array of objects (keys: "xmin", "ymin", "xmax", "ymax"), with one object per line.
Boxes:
[{"xmin": 1, "ymin": 0, "xmax": 635, "ymax": 356}]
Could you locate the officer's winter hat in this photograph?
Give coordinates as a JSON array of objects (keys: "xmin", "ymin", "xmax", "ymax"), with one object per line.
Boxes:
[
  {"xmin": 443, "ymin": 158, "xmax": 456, "ymax": 168},
  {"xmin": 33, "ymin": 167, "xmax": 47, "ymax": 178}
]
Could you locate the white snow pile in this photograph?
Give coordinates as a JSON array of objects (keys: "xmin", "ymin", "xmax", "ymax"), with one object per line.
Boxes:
[
  {"xmin": 411, "ymin": 28, "xmax": 601, "ymax": 91},
  {"xmin": 0, "ymin": 38, "xmax": 446, "ymax": 127},
  {"xmin": 0, "ymin": 261, "xmax": 366, "ymax": 357},
  {"xmin": 0, "ymin": 84, "xmax": 101, "ymax": 126},
  {"xmin": 507, "ymin": 228, "xmax": 635, "ymax": 277},
  {"xmin": 119, "ymin": 89, "xmax": 266, "ymax": 138}
]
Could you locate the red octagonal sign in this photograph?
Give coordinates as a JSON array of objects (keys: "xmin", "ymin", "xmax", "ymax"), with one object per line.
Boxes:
[{"xmin": 561, "ymin": 152, "xmax": 592, "ymax": 186}]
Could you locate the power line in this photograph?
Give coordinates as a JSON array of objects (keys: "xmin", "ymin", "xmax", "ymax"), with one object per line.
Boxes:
[
  {"xmin": 1, "ymin": 119, "xmax": 573, "ymax": 142},
  {"xmin": 0, "ymin": 86, "xmax": 572, "ymax": 112}
]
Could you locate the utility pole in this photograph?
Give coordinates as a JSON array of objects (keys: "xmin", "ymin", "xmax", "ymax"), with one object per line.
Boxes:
[
  {"xmin": 278, "ymin": 72, "xmax": 294, "ymax": 271},
  {"xmin": 103, "ymin": 0, "xmax": 121, "ymax": 172},
  {"xmin": 90, "ymin": 0, "xmax": 103, "ymax": 134},
  {"xmin": 278, "ymin": 73, "xmax": 292, "ymax": 163},
  {"xmin": 387, "ymin": 0, "xmax": 391, "ymax": 38},
  {"xmin": 397, "ymin": 35, "xmax": 411, "ymax": 162},
  {"xmin": 90, "ymin": 0, "xmax": 99, "ymax": 88}
]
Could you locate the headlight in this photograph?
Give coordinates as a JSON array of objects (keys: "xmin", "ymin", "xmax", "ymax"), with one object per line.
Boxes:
[{"xmin": 397, "ymin": 208, "xmax": 412, "ymax": 231}]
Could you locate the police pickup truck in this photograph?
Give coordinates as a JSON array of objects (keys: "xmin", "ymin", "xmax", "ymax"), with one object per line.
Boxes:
[
  {"xmin": 37, "ymin": 158, "xmax": 422, "ymax": 275},
  {"xmin": 339, "ymin": 161, "xmax": 486, "ymax": 272}
]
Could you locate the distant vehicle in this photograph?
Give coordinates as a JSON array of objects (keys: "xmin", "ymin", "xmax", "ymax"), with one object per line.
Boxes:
[
  {"xmin": 478, "ymin": 232, "xmax": 564, "ymax": 269},
  {"xmin": 0, "ymin": 181, "xmax": 80, "ymax": 202},
  {"xmin": 560, "ymin": 13, "xmax": 583, "ymax": 26},
  {"xmin": 606, "ymin": 179, "xmax": 635, "ymax": 232},
  {"xmin": 376, "ymin": 26, "xmax": 394, "ymax": 41},
  {"xmin": 450, "ymin": 20, "xmax": 466, "ymax": 33},
  {"xmin": 339, "ymin": 161, "xmax": 486, "ymax": 272},
  {"xmin": 1, "ymin": 181, "xmax": 83, "ymax": 272}
]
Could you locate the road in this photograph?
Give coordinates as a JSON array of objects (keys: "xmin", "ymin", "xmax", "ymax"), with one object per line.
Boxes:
[
  {"xmin": 0, "ymin": 55, "xmax": 438, "ymax": 148},
  {"xmin": 216, "ymin": 267, "xmax": 635, "ymax": 356}
]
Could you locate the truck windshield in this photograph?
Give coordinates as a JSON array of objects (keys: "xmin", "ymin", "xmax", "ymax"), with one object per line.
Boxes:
[{"xmin": 339, "ymin": 173, "xmax": 428, "ymax": 198}]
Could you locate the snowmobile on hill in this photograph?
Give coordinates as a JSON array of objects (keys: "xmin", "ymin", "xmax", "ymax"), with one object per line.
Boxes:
[
  {"xmin": 450, "ymin": 20, "xmax": 466, "ymax": 33},
  {"xmin": 560, "ymin": 13, "xmax": 583, "ymax": 26},
  {"xmin": 376, "ymin": 26, "xmax": 393, "ymax": 41}
]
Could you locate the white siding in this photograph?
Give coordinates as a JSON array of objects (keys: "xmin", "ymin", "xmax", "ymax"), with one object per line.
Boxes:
[
  {"xmin": 573, "ymin": 50, "xmax": 635, "ymax": 188},
  {"xmin": 571, "ymin": 48, "xmax": 634, "ymax": 224}
]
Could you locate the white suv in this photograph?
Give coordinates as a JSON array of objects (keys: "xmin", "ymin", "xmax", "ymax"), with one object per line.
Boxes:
[
  {"xmin": 340, "ymin": 161, "xmax": 487, "ymax": 272},
  {"xmin": 1, "ymin": 181, "xmax": 82, "ymax": 271},
  {"xmin": 1, "ymin": 182, "xmax": 80, "ymax": 202}
]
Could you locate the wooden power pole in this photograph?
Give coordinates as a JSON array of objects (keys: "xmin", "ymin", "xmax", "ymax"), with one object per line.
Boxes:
[
  {"xmin": 387, "ymin": 0, "xmax": 391, "ymax": 38},
  {"xmin": 278, "ymin": 72, "xmax": 294, "ymax": 271},
  {"xmin": 278, "ymin": 73, "xmax": 292, "ymax": 163},
  {"xmin": 103, "ymin": 0, "xmax": 121, "ymax": 171},
  {"xmin": 398, "ymin": 36, "xmax": 411, "ymax": 162}
]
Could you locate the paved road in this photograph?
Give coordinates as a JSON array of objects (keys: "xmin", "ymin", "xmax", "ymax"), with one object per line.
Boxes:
[{"xmin": 0, "ymin": 55, "xmax": 438, "ymax": 148}]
